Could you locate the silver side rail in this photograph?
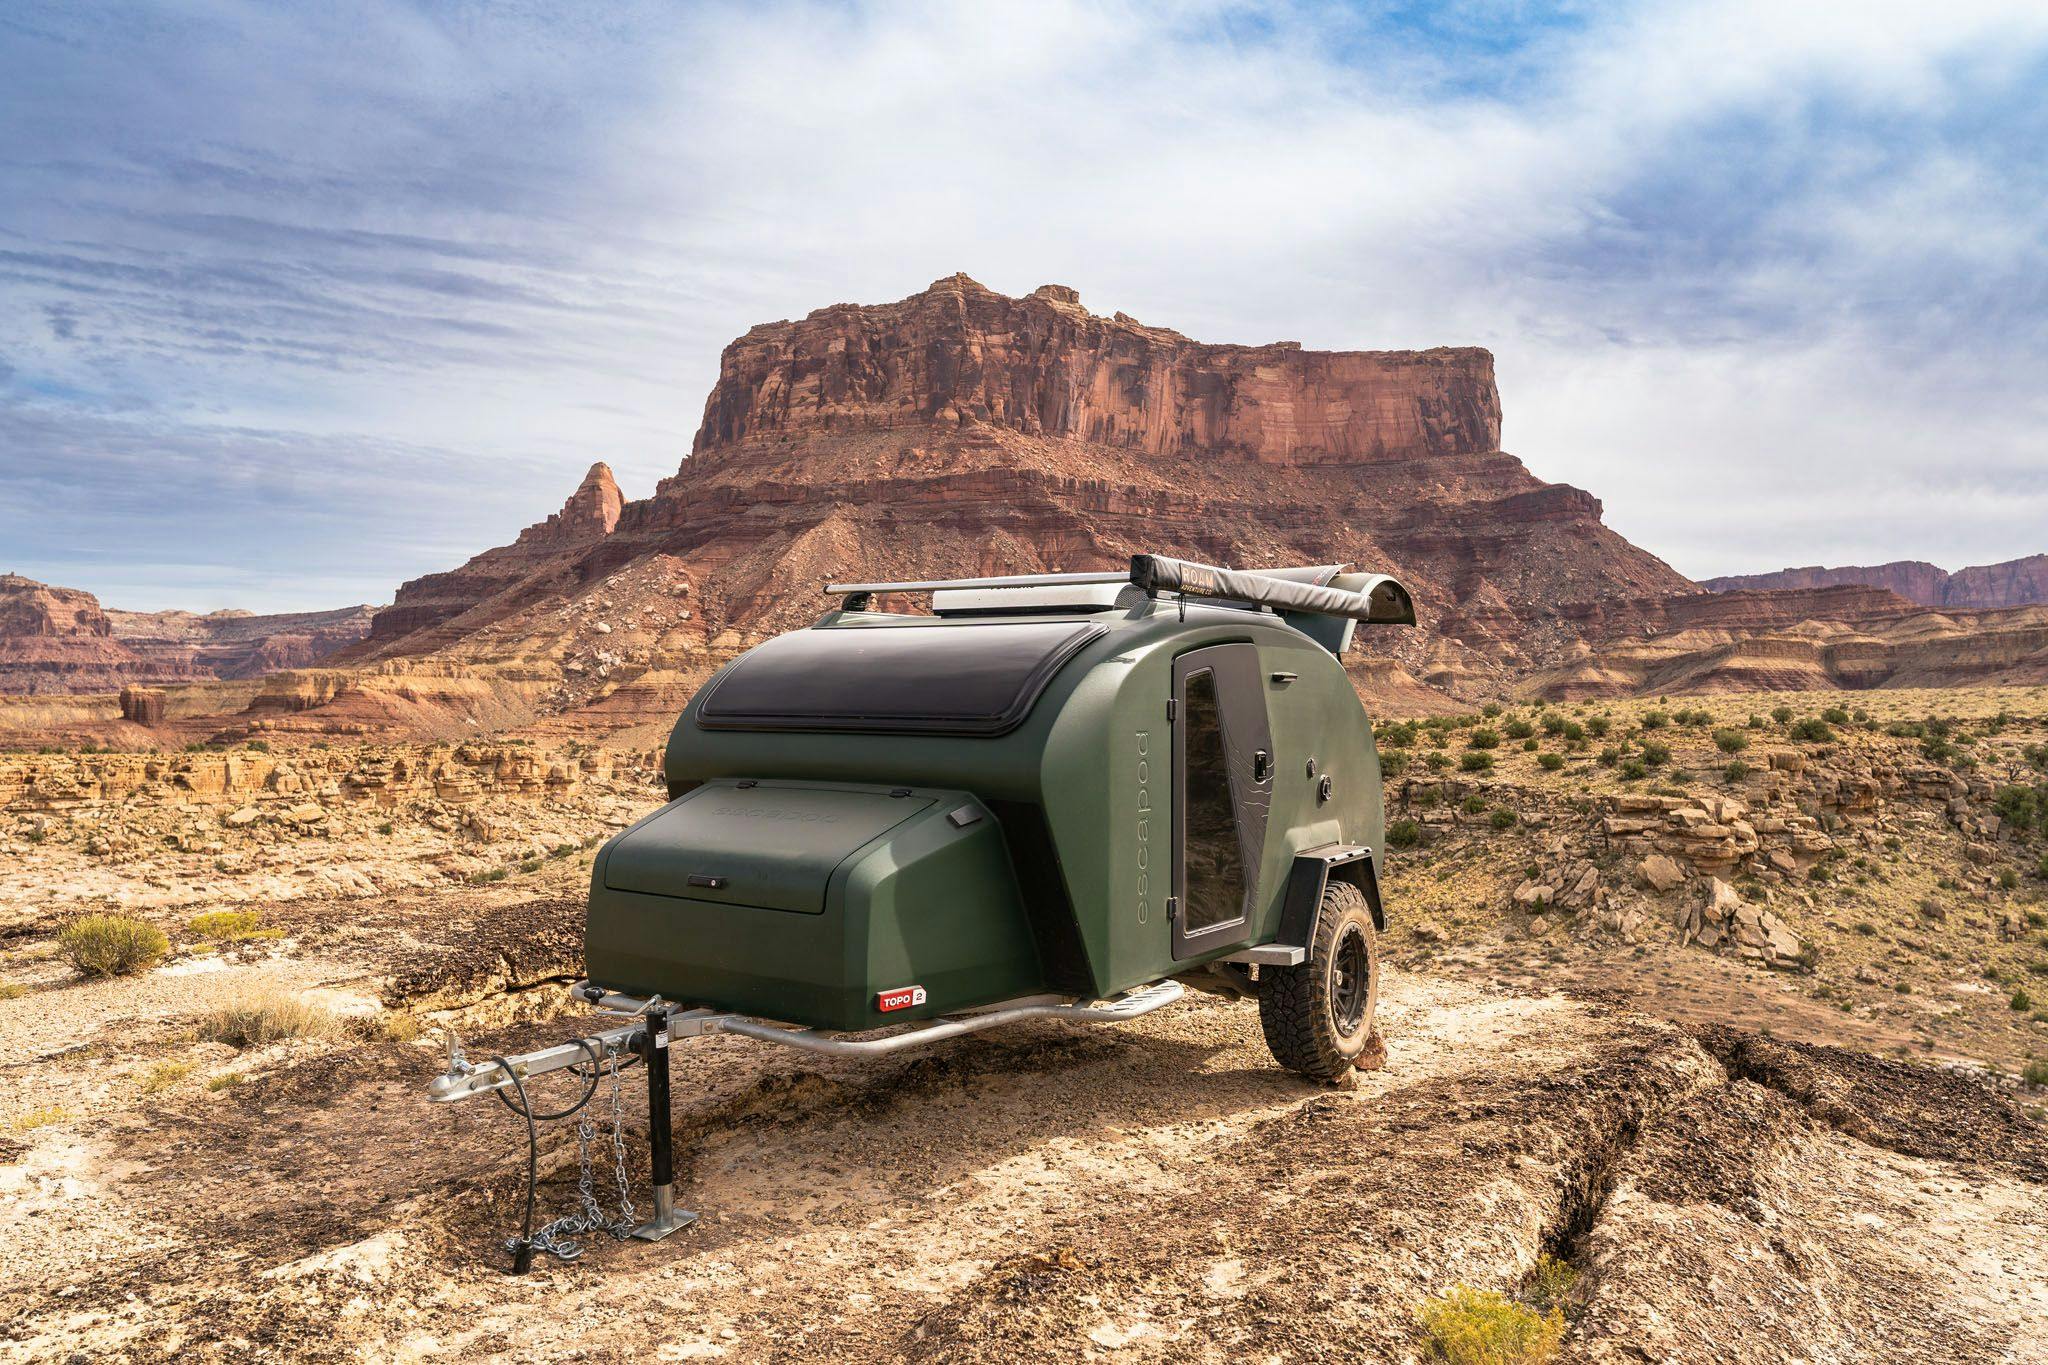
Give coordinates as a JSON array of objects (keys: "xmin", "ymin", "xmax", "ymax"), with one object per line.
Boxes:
[{"xmin": 426, "ymin": 981, "xmax": 1184, "ymax": 1103}]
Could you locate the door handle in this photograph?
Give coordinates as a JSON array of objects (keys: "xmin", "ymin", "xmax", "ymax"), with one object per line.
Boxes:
[{"xmin": 1253, "ymin": 750, "xmax": 1272, "ymax": 783}]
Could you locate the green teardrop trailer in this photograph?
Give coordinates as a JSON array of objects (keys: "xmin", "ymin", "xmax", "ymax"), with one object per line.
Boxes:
[
  {"xmin": 584, "ymin": 553, "xmax": 1413, "ymax": 1080},
  {"xmin": 429, "ymin": 555, "xmax": 1414, "ymax": 1258}
]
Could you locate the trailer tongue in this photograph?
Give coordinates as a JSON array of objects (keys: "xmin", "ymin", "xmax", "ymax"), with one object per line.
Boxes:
[{"xmin": 428, "ymin": 555, "xmax": 1411, "ymax": 1272}]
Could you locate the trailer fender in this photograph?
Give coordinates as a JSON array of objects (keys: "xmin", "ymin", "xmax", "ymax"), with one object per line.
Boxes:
[{"xmin": 1276, "ymin": 844, "xmax": 1384, "ymax": 948}]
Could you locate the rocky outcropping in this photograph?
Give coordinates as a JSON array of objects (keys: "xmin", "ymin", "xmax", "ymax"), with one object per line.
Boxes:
[
  {"xmin": 693, "ymin": 274, "xmax": 1502, "ymax": 464},
  {"xmin": 0, "ymin": 574, "xmax": 377, "ymax": 695},
  {"xmin": 354, "ymin": 276, "xmax": 1695, "ymax": 705},
  {"xmin": 1706, "ymin": 553, "xmax": 2048, "ymax": 610}
]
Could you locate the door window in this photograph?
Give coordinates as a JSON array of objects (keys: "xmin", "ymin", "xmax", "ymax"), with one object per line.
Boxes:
[{"xmin": 1180, "ymin": 668, "xmax": 1247, "ymax": 933}]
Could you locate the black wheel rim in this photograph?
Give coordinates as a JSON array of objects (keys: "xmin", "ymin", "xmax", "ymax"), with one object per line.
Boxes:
[{"xmin": 1331, "ymin": 924, "xmax": 1369, "ymax": 1036}]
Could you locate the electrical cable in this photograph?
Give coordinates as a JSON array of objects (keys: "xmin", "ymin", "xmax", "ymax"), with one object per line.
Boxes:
[{"xmin": 491, "ymin": 1039, "xmax": 604, "ymax": 1274}]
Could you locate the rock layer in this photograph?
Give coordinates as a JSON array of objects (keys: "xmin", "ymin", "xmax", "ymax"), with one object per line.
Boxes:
[
  {"xmin": 1706, "ymin": 553, "xmax": 2048, "ymax": 610},
  {"xmin": 0, "ymin": 575, "xmax": 376, "ymax": 695}
]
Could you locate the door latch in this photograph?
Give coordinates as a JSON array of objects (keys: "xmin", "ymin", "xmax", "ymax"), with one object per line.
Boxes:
[{"xmin": 1252, "ymin": 750, "xmax": 1272, "ymax": 783}]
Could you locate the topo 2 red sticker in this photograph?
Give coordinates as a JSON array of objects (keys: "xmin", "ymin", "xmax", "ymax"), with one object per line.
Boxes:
[{"xmin": 876, "ymin": 985, "xmax": 927, "ymax": 1012}]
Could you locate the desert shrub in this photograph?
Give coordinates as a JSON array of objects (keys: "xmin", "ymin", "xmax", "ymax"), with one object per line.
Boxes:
[
  {"xmin": 1559, "ymin": 720, "xmax": 1586, "ymax": 743},
  {"xmin": 2012, "ymin": 988, "xmax": 2034, "ymax": 1013},
  {"xmin": 1381, "ymin": 752, "xmax": 1409, "ymax": 778},
  {"xmin": 1387, "ymin": 819, "xmax": 1422, "ymax": 849},
  {"xmin": 1597, "ymin": 747, "xmax": 1621, "ymax": 767},
  {"xmin": 1619, "ymin": 758, "xmax": 1647, "ymax": 781},
  {"xmin": 1789, "ymin": 717, "xmax": 1834, "ymax": 743},
  {"xmin": 1378, "ymin": 721, "xmax": 1419, "ymax": 748},
  {"xmin": 376, "ymin": 821, "xmax": 394, "ymax": 836},
  {"xmin": 1993, "ymin": 785, "xmax": 2044, "ymax": 834},
  {"xmin": 187, "ymin": 909, "xmax": 278, "ymax": 943},
  {"xmin": 1504, "ymin": 718, "xmax": 1535, "ymax": 740},
  {"xmin": 1586, "ymin": 715, "xmax": 1611, "ymax": 739},
  {"xmin": 1999, "ymin": 869, "xmax": 2020, "ymax": 891},
  {"xmin": 138, "ymin": 1060, "xmax": 198, "ymax": 1094},
  {"xmin": 1536, "ymin": 713, "xmax": 1564, "ymax": 736},
  {"xmin": 1468, "ymin": 728, "xmax": 1500, "ymax": 751},
  {"xmin": 1712, "ymin": 729, "xmax": 1749, "ymax": 754},
  {"xmin": 1538, "ymin": 752, "xmax": 1565, "ymax": 772},
  {"xmin": 1460, "ymin": 752, "xmax": 1495, "ymax": 773},
  {"xmin": 1638, "ymin": 740, "xmax": 1671, "ymax": 768},
  {"xmin": 1413, "ymin": 788, "xmax": 1441, "ymax": 809},
  {"xmin": 1489, "ymin": 808, "xmax": 1518, "ymax": 831},
  {"xmin": 1426, "ymin": 752, "xmax": 1451, "ymax": 772},
  {"xmin": 1463, "ymin": 793, "xmax": 1489, "ymax": 815},
  {"xmin": 1525, "ymin": 1254, "xmax": 1578, "ymax": 1315},
  {"xmin": 1640, "ymin": 710, "xmax": 1669, "ymax": 730},
  {"xmin": 2038, "ymin": 851, "xmax": 2048, "ymax": 880},
  {"xmin": 1821, "ymin": 706, "xmax": 1851, "ymax": 725},
  {"xmin": 1771, "ymin": 705, "xmax": 1794, "ymax": 724},
  {"xmin": 59, "ymin": 915, "xmax": 168, "ymax": 978},
  {"xmin": 1418, "ymin": 1286, "xmax": 1564, "ymax": 1365},
  {"xmin": 244, "ymin": 739, "xmax": 271, "ymax": 753},
  {"xmin": 2024, "ymin": 1059, "xmax": 2048, "ymax": 1089},
  {"xmin": 1723, "ymin": 760, "xmax": 1752, "ymax": 783},
  {"xmin": 195, "ymin": 986, "xmax": 338, "ymax": 1048},
  {"xmin": 1482, "ymin": 702, "xmax": 1502, "ymax": 718}
]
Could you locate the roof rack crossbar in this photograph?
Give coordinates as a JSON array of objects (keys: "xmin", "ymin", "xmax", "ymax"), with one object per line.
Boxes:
[{"xmin": 826, "ymin": 571, "xmax": 1128, "ymax": 595}]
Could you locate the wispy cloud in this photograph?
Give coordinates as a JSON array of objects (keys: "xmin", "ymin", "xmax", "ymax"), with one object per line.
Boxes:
[{"xmin": 2, "ymin": 0, "xmax": 2045, "ymax": 610}]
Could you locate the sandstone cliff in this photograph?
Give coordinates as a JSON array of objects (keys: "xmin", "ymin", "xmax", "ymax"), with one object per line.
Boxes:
[
  {"xmin": 0, "ymin": 574, "xmax": 376, "ymax": 695},
  {"xmin": 356, "ymin": 275, "xmax": 1695, "ymax": 709},
  {"xmin": 1705, "ymin": 553, "xmax": 2048, "ymax": 610}
]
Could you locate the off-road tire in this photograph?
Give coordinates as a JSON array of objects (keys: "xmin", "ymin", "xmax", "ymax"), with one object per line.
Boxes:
[{"xmin": 1257, "ymin": 880, "xmax": 1379, "ymax": 1082}]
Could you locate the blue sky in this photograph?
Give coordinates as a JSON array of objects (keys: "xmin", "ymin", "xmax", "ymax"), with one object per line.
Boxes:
[{"xmin": 3, "ymin": 0, "xmax": 2045, "ymax": 611}]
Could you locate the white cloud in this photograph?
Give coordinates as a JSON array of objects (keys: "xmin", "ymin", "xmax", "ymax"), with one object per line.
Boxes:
[{"xmin": 2, "ymin": 0, "xmax": 2045, "ymax": 608}]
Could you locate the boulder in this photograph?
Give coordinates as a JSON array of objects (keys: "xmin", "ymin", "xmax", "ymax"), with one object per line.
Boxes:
[{"xmin": 1637, "ymin": 854, "xmax": 1685, "ymax": 893}]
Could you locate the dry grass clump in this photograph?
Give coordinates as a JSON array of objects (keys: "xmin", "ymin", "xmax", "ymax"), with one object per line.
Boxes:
[
  {"xmin": 1419, "ymin": 1285, "xmax": 1565, "ymax": 1364},
  {"xmin": 187, "ymin": 909, "xmax": 281, "ymax": 943},
  {"xmin": 195, "ymin": 985, "xmax": 338, "ymax": 1048},
  {"xmin": 138, "ymin": 1059, "xmax": 199, "ymax": 1094},
  {"xmin": 5, "ymin": 1105, "xmax": 73, "ymax": 1135},
  {"xmin": 58, "ymin": 914, "xmax": 169, "ymax": 977}
]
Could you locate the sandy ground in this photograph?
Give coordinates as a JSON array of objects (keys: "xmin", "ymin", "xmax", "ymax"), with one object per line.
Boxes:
[{"xmin": 1, "ymin": 886, "xmax": 2043, "ymax": 1362}]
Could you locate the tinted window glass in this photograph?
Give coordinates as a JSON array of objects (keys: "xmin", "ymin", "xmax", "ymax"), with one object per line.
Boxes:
[
  {"xmin": 1181, "ymin": 668, "xmax": 1246, "ymax": 932},
  {"xmin": 695, "ymin": 620, "xmax": 1105, "ymax": 736}
]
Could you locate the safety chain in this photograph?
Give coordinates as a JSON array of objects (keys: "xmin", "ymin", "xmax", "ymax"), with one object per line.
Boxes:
[{"xmin": 510, "ymin": 1038, "xmax": 639, "ymax": 1264}]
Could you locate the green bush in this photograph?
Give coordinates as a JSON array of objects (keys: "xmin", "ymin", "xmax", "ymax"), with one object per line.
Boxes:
[
  {"xmin": 1559, "ymin": 720, "xmax": 1585, "ymax": 743},
  {"xmin": 1789, "ymin": 717, "xmax": 1834, "ymax": 743},
  {"xmin": 2013, "ymin": 988, "xmax": 2034, "ymax": 1013},
  {"xmin": 2024, "ymin": 1059, "xmax": 2048, "ymax": 1089},
  {"xmin": 58, "ymin": 915, "xmax": 168, "ymax": 978},
  {"xmin": 1597, "ymin": 747, "xmax": 1621, "ymax": 767},
  {"xmin": 187, "ymin": 909, "xmax": 279, "ymax": 943},
  {"xmin": 1639, "ymin": 740, "xmax": 1672, "ymax": 768},
  {"xmin": 1482, "ymin": 702, "xmax": 1502, "ymax": 718},
  {"xmin": 1489, "ymin": 808, "xmax": 1518, "ymax": 831},
  {"xmin": 1712, "ymin": 728, "xmax": 1749, "ymax": 754},
  {"xmin": 1468, "ymin": 728, "xmax": 1500, "ymax": 751},
  {"xmin": 1538, "ymin": 752, "xmax": 1565, "ymax": 772},
  {"xmin": 1640, "ymin": 709, "xmax": 1669, "ymax": 730},
  {"xmin": 1503, "ymin": 718, "xmax": 1535, "ymax": 740},
  {"xmin": 1723, "ymin": 760, "xmax": 1752, "ymax": 783},
  {"xmin": 1586, "ymin": 715, "xmax": 1611, "ymax": 738},
  {"xmin": 1463, "ymin": 793, "xmax": 1488, "ymax": 815},
  {"xmin": 1821, "ymin": 706, "xmax": 1851, "ymax": 725},
  {"xmin": 1619, "ymin": 758, "xmax": 1647, "ymax": 781},
  {"xmin": 1771, "ymin": 705, "xmax": 1794, "ymax": 724},
  {"xmin": 1387, "ymin": 819, "xmax": 1422, "ymax": 849},
  {"xmin": 1418, "ymin": 1286, "xmax": 1564, "ymax": 1365},
  {"xmin": 1460, "ymin": 751, "xmax": 1495, "ymax": 773}
]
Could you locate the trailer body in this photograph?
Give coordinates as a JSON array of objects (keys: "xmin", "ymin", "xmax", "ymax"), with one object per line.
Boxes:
[{"xmin": 585, "ymin": 561, "xmax": 1401, "ymax": 1033}]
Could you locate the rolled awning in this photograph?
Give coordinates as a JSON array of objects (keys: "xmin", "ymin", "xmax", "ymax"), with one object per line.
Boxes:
[{"xmin": 1128, "ymin": 555, "xmax": 1415, "ymax": 626}]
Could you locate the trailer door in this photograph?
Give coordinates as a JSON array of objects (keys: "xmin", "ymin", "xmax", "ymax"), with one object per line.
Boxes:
[{"xmin": 1170, "ymin": 643, "xmax": 1272, "ymax": 960}]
